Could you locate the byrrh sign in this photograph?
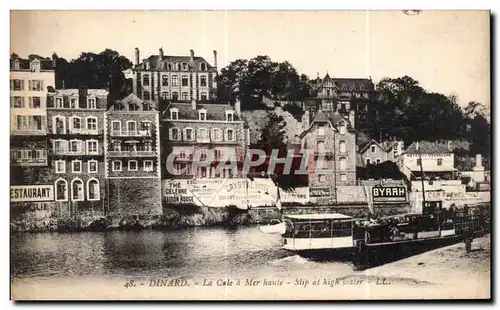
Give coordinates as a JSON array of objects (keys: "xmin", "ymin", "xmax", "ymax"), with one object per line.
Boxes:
[
  {"xmin": 372, "ymin": 186, "xmax": 407, "ymax": 203},
  {"xmin": 10, "ymin": 185, "xmax": 54, "ymax": 202}
]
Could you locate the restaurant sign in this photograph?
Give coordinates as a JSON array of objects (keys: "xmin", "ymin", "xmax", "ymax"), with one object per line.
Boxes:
[{"xmin": 10, "ymin": 185, "xmax": 54, "ymax": 202}]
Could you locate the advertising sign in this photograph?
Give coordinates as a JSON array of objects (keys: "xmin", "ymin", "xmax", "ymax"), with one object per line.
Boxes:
[
  {"xmin": 372, "ymin": 186, "xmax": 407, "ymax": 203},
  {"xmin": 280, "ymin": 187, "xmax": 309, "ymax": 204},
  {"xmin": 309, "ymin": 187, "xmax": 331, "ymax": 198},
  {"xmin": 10, "ymin": 185, "xmax": 54, "ymax": 202}
]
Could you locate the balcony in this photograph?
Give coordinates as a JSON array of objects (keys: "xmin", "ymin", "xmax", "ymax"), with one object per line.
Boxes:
[
  {"xmin": 196, "ymin": 137, "xmax": 211, "ymax": 144},
  {"xmin": 108, "ymin": 150, "xmax": 157, "ymax": 157},
  {"xmin": 11, "ymin": 129, "xmax": 46, "ymax": 136},
  {"xmin": 51, "ymin": 149, "xmax": 100, "ymax": 156},
  {"xmin": 69, "ymin": 128, "xmax": 100, "ymax": 135},
  {"xmin": 314, "ymin": 151, "xmax": 333, "ymax": 158},
  {"xmin": 110, "ymin": 130, "xmax": 152, "ymax": 137}
]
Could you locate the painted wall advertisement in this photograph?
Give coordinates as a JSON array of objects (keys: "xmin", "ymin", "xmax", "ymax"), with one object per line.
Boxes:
[{"xmin": 10, "ymin": 185, "xmax": 54, "ymax": 202}]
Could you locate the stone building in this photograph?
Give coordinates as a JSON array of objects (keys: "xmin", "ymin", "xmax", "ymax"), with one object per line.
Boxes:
[
  {"xmin": 160, "ymin": 100, "xmax": 249, "ymax": 179},
  {"xmin": 10, "ymin": 54, "xmax": 56, "ymax": 216},
  {"xmin": 105, "ymin": 93, "xmax": 162, "ymax": 215},
  {"xmin": 132, "ymin": 48, "xmax": 218, "ymax": 104},
  {"xmin": 299, "ymin": 109, "xmax": 357, "ymax": 203},
  {"xmin": 306, "ymin": 73, "xmax": 374, "ymax": 129},
  {"xmin": 358, "ymin": 139, "xmax": 405, "ymax": 165},
  {"xmin": 46, "ymin": 88, "xmax": 108, "ymax": 215}
]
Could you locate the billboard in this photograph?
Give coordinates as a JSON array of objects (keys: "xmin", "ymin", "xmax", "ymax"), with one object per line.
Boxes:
[
  {"xmin": 10, "ymin": 185, "xmax": 54, "ymax": 202},
  {"xmin": 372, "ymin": 186, "xmax": 407, "ymax": 203}
]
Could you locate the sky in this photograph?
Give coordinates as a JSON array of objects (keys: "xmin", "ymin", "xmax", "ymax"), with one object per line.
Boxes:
[{"xmin": 10, "ymin": 10, "xmax": 490, "ymax": 107}]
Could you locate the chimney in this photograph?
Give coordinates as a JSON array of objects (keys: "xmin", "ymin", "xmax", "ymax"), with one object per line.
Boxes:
[
  {"xmin": 158, "ymin": 48, "xmax": 164, "ymax": 68},
  {"xmin": 159, "ymin": 48, "xmax": 164, "ymax": 59},
  {"xmin": 475, "ymin": 154, "xmax": 483, "ymax": 167},
  {"xmin": 51, "ymin": 53, "xmax": 57, "ymax": 68},
  {"xmin": 213, "ymin": 50, "xmax": 218, "ymax": 68},
  {"xmin": 134, "ymin": 48, "xmax": 140, "ymax": 66},
  {"xmin": 191, "ymin": 99, "xmax": 196, "ymax": 110},
  {"xmin": 235, "ymin": 99, "xmax": 241, "ymax": 116},
  {"xmin": 349, "ymin": 110, "xmax": 355, "ymax": 129},
  {"xmin": 190, "ymin": 49, "xmax": 194, "ymax": 62}
]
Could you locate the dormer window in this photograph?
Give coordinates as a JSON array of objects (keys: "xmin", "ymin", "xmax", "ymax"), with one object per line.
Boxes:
[
  {"xmin": 143, "ymin": 74, "xmax": 150, "ymax": 86},
  {"xmin": 145, "ymin": 62, "xmax": 150, "ymax": 70},
  {"xmin": 70, "ymin": 97, "xmax": 78, "ymax": 109},
  {"xmin": 182, "ymin": 62, "xmax": 188, "ymax": 70},
  {"xmin": 200, "ymin": 63, "xmax": 207, "ymax": 71},
  {"xmin": 177, "ymin": 63, "xmax": 181, "ymax": 71},
  {"xmin": 339, "ymin": 122, "xmax": 347, "ymax": 135},
  {"xmin": 30, "ymin": 60, "xmax": 40, "ymax": 72},
  {"xmin": 13, "ymin": 59, "xmax": 20, "ymax": 70},
  {"xmin": 170, "ymin": 108, "xmax": 179, "ymax": 120},
  {"xmin": 226, "ymin": 111, "xmax": 234, "ymax": 122},
  {"xmin": 87, "ymin": 97, "xmax": 96, "ymax": 109},
  {"xmin": 55, "ymin": 97, "xmax": 63, "ymax": 108},
  {"xmin": 167, "ymin": 63, "xmax": 172, "ymax": 70}
]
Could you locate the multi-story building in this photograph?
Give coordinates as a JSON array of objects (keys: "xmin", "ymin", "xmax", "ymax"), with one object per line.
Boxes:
[
  {"xmin": 160, "ymin": 100, "xmax": 248, "ymax": 179},
  {"xmin": 306, "ymin": 73, "xmax": 374, "ymax": 128},
  {"xmin": 10, "ymin": 55, "xmax": 55, "ymax": 186},
  {"xmin": 46, "ymin": 88, "xmax": 108, "ymax": 215},
  {"xmin": 397, "ymin": 140, "xmax": 457, "ymax": 181},
  {"xmin": 105, "ymin": 93, "xmax": 162, "ymax": 215},
  {"xmin": 132, "ymin": 48, "xmax": 218, "ymax": 104},
  {"xmin": 299, "ymin": 109, "xmax": 357, "ymax": 203},
  {"xmin": 359, "ymin": 139, "xmax": 405, "ymax": 165}
]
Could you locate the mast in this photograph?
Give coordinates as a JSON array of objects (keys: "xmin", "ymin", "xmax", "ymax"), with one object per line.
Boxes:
[{"xmin": 417, "ymin": 141, "xmax": 426, "ymax": 207}]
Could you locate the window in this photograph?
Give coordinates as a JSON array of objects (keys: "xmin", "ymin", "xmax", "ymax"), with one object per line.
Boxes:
[
  {"xmin": 72, "ymin": 160, "xmax": 82, "ymax": 173},
  {"xmin": 226, "ymin": 129, "xmax": 235, "ymax": 141},
  {"xmin": 87, "ymin": 98, "xmax": 96, "ymax": 109},
  {"xmin": 86, "ymin": 140, "xmax": 98, "ymax": 154},
  {"xmin": 162, "ymin": 92, "xmax": 169, "ymax": 99},
  {"xmin": 55, "ymin": 97, "xmax": 63, "ymax": 108},
  {"xmin": 215, "ymin": 150, "xmax": 222, "ymax": 160},
  {"xmin": 55, "ymin": 179, "xmax": 68, "ymax": 201},
  {"xmin": 339, "ymin": 157, "xmax": 347, "ymax": 170},
  {"xmin": 181, "ymin": 75, "xmax": 189, "ymax": 86},
  {"xmin": 371, "ymin": 145, "xmax": 376, "ymax": 153},
  {"xmin": 162, "ymin": 75, "xmax": 168, "ymax": 86},
  {"xmin": 393, "ymin": 148, "xmax": 398, "ymax": 157},
  {"xmin": 144, "ymin": 160, "xmax": 153, "ymax": 172},
  {"xmin": 200, "ymin": 63, "xmax": 207, "ymax": 71},
  {"xmin": 71, "ymin": 179, "xmax": 84, "ymax": 201},
  {"xmin": 317, "ymin": 141, "xmax": 325, "ymax": 153},
  {"xmin": 72, "ymin": 117, "xmax": 82, "ymax": 130},
  {"xmin": 340, "ymin": 174, "xmax": 347, "ymax": 182},
  {"xmin": 11, "ymin": 96, "xmax": 24, "ymax": 108},
  {"xmin": 172, "ymin": 75, "xmax": 178, "ymax": 86},
  {"xmin": 87, "ymin": 179, "xmax": 100, "ymax": 201},
  {"xmin": 366, "ymin": 158, "xmax": 371, "ymax": 165},
  {"xmin": 143, "ymin": 141, "xmax": 153, "ymax": 152},
  {"xmin": 319, "ymin": 175, "xmax": 326, "ymax": 182},
  {"xmin": 212, "ymin": 128, "xmax": 222, "ymax": 141},
  {"xmin": 53, "ymin": 140, "xmax": 67, "ymax": 154},
  {"xmin": 172, "ymin": 92, "xmax": 179, "ymax": 101},
  {"xmin": 376, "ymin": 158, "xmax": 381, "ymax": 164},
  {"xmin": 170, "ymin": 109, "xmax": 178, "ymax": 120},
  {"xmin": 182, "ymin": 63, "xmax": 188, "ymax": 70},
  {"xmin": 185, "ymin": 128, "xmax": 193, "ymax": 141},
  {"xmin": 128, "ymin": 160, "xmax": 138, "ymax": 171},
  {"xmin": 181, "ymin": 92, "xmax": 188, "ymax": 101},
  {"xmin": 170, "ymin": 128, "xmax": 180, "ymax": 141},
  {"xmin": 417, "ymin": 159, "xmax": 422, "ymax": 166},
  {"xmin": 339, "ymin": 141, "xmax": 347, "ymax": 153},
  {"xmin": 70, "ymin": 97, "xmax": 78, "ymax": 109},
  {"xmin": 143, "ymin": 74, "xmax": 150, "ymax": 86},
  {"xmin": 69, "ymin": 140, "xmax": 83, "ymax": 153},
  {"xmin": 111, "ymin": 121, "xmax": 121, "ymax": 135},
  {"xmin": 112, "ymin": 160, "xmax": 122, "ymax": 171},
  {"xmin": 200, "ymin": 167, "xmax": 208, "ymax": 178},
  {"xmin": 29, "ymin": 97, "xmax": 41, "ymax": 108},
  {"xmin": 226, "ymin": 111, "xmax": 234, "ymax": 122},
  {"xmin": 197, "ymin": 128, "xmax": 209, "ymax": 141},
  {"xmin": 143, "ymin": 91, "xmax": 151, "ymax": 101},
  {"xmin": 28, "ymin": 80, "xmax": 43, "ymax": 91},
  {"xmin": 437, "ymin": 158, "xmax": 443, "ymax": 166},
  {"xmin": 12, "ymin": 79, "xmax": 24, "ymax": 91},
  {"xmin": 199, "ymin": 110, "xmax": 206, "ymax": 121},
  {"xmin": 141, "ymin": 121, "xmax": 151, "ymax": 132},
  {"xmin": 317, "ymin": 125, "xmax": 325, "ymax": 135},
  {"xmin": 127, "ymin": 121, "xmax": 137, "ymax": 133},
  {"xmin": 112, "ymin": 141, "xmax": 121, "ymax": 151},
  {"xmin": 339, "ymin": 122, "xmax": 347, "ymax": 135},
  {"xmin": 200, "ymin": 76, "xmax": 207, "ymax": 87},
  {"xmin": 86, "ymin": 117, "xmax": 97, "ymax": 131},
  {"xmin": 88, "ymin": 160, "xmax": 98, "ymax": 173},
  {"xmin": 55, "ymin": 160, "xmax": 66, "ymax": 173}
]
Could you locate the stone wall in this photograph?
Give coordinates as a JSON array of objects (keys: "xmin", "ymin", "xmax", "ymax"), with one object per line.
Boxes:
[{"xmin": 106, "ymin": 178, "xmax": 162, "ymax": 216}]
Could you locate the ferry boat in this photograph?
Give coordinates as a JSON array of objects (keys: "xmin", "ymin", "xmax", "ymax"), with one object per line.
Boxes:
[{"xmin": 259, "ymin": 210, "xmax": 485, "ymax": 257}]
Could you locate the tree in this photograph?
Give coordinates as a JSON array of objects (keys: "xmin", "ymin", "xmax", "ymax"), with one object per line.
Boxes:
[{"xmin": 54, "ymin": 49, "xmax": 133, "ymax": 102}]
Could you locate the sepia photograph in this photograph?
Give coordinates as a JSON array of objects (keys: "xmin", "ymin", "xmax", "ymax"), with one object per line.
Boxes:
[{"xmin": 9, "ymin": 9, "xmax": 491, "ymax": 301}]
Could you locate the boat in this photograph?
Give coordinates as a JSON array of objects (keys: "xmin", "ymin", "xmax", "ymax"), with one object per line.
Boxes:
[
  {"xmin": 260, "ymin": 210, "xmax": 484, "ymax": 258},
  {"xmin": 258, "ymin": 219, "xmax": 286, "ymax": 234}
]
